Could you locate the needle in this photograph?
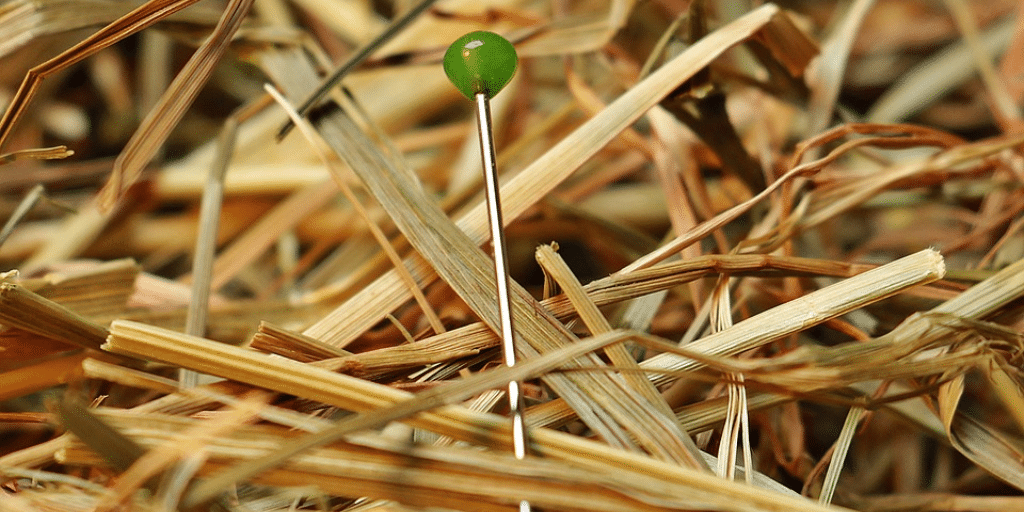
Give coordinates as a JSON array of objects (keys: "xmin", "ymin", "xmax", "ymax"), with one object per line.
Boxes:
[{"xmin": 444, "ymin": 31, "xmax": 531, "ymax": 512}]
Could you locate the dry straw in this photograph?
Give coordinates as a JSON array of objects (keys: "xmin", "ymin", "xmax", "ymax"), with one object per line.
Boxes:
[{"xmin": 2, "ymin": 1, "xmax": 1024, "ymax": 512}]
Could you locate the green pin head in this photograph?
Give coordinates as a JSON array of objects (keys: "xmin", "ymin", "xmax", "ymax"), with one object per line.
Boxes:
[{"xmin": 443, "ymin": 31, "xmax": 517, "ymax": 100}]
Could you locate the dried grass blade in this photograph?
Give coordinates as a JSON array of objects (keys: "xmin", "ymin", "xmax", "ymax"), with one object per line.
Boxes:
[
  {"xmin": 930, "ymin": 253, "xmax": 1024, "ymax": 319},
  {"xmin": 643, "ymin": 248, "xmax": 945, "ymax": 380},
  {"xmin": 937, "ymin": 358, "xmax": 1024, "ymax": 491},
  {"xmin": 677, "ymin": 390, "xmax": 789, "ymax": 435},
  {"xmin": 0, "ymin": 145, "xmax": 73, "ymax": 164},
  {"xmin": 251, "ymin": 321, "xmax": 352, "ymax": 363},
  {"xmin": 804, "ymin": 0, "xmax": 875, "ymax": 137},
  {"xmin": 265, "ymin": 83, "xmax": 445, "ymax": 335},
  {"xmin": 97, "ymin": 0, "xmax": 255, "ymax": 210},
  {"xmin": 817, "ymin": 406, "xmax": 866, "ymax": 505},
  {"xmin": 0, "ymin": 283, "xmax": 108, "ymax": 350},
  {"xmin": 0, "ymin": 435, "xmax": 71, "ymax": 470},
  {"xmin": 947, "ymin": 411, "xmax": 1024, "ymax": 491},
  {"xmin": 179, "ymin": 100, "xmax": 268, "ymax": 386},
  {"xmin": 984, "ymin": 359, "xmax": 1024, "ymax": 434},
  {"xmin": 0, "ymin": 0, "xmax": 143, "ymax": 58},
  {"xmin": 534, "ymin": 244, "xmax": 703, "ymax": 467},
  {"xmin": 83, "ymin": 357, "xmax": 333, "ymax": 432},
  {"xmin": 51, "ymin": 399, "xmax": 145, "ymax": 473},
  {"xmin": 534, "ymin": 245, "xmax": 662, "ymax": 405},
  {"xmin": 179, "ymin": 116, "xmax": 235, "ymax": 387},
  {"xmin": 708, "ymin": 277, "xmax": 752, "ymax": 483},
  {"xmin": 82, "ymin": 358, "xmax": 179, "ymax": 394},
  {"xmin": 27, "ymin": 258, "xmax": 140, "ymax": 318},
  {"xmin": 620, "ymin": 157, "xmax": 817, "ymax": 273},
  {"xmin": 0, "ymin": 184, "xmax": 45, "ymax": 251},
  {"xmin": 184, "ymin": 115, "xmax": 240, "ymax": 337}
]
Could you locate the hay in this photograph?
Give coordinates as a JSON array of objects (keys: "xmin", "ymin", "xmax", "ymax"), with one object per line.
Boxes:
[{"xmin": 1, "ymin": 1, "xmax": 1023, "ymax": 511}]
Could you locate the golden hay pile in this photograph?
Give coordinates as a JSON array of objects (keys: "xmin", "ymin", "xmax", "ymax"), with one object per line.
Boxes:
[{"xmin": 1, "ymin": 1, "xmax": 1023, "ymax": 511}]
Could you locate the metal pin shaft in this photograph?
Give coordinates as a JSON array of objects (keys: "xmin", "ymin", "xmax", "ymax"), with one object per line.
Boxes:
[{"xmin": 474, "ymin": 92, "xmax": 530, "ymax": 512}]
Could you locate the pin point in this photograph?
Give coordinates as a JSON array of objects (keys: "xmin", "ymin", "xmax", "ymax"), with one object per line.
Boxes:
[{"xmin": 444, "ymin": 31, "xmax": 530, "ymax": 512}]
